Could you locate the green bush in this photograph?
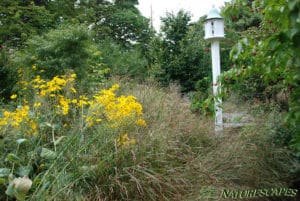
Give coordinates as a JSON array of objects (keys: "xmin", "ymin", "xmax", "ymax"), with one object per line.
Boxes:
[
  {"xmin": 12, "ymin": 24, "xmax": 107, "ymax": 89},
  {"xmin": 99, "ymin": 38, "xmax": 148, "ymax": 80},
  {"xmin": 0, "ymin": 49, "xmax": 16, "ymax": 101},
  {"xmin": 190, "ymin": 77, "xmax": 215, "ymax": 115},
  {"xmin": 221, "ymin": 0, "xmax": 300, "ymax": 157}
]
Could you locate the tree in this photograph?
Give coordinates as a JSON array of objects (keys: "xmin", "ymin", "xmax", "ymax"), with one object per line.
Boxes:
[
  {"xmin": 0, "ymin": 0, "xmax": 54, "ymax": 47},
  {"xmin": 158, "ymin": 10, "xmax": 227, "ymax": 92},
  {"xmin": 92, "ymin": 0, "xmax": 151, "ymax": 47},
  {"xmin": 159, "ymin": 10, "xmax": 191, "ymax": 90},
  {"xmin": 177, "ymin": 19, "xmax": 211, "ymax": 92}
]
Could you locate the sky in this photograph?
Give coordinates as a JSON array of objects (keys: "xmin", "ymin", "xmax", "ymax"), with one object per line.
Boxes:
[{"xmin": 137, "ymin": 0, "xmax": 229, "ymax": 31}]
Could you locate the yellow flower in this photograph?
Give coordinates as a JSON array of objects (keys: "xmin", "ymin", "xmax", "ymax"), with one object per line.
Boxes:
[
  {"xmin": 3, "ymin": 111, "xmax": 10, "ymax": 118},
  {"xmin": 70, "ymin": 87, "xmax": 76, "ymax": 93},
  {"xmin": 58, "ymin": 96, "xmax": 70, "ymax": 115},
  {"xmin": 40, "ymin": 90, "xmax": 46, "ymax": 97},
  {"xmin": 136, "ymin": 119, "xmax": 147, "ymax": 127},
  {"xmin": 86, "ymin": 116, "xmax": 94, "ymax": 127},
  {"xmin": 32, "ymin": 65, "xmax": 37, "ymax": 70},
  {"xmin": 0, "ymin": 119, "xmax": 7, "ymax": 126},
  {"xmin": 111, "ymin": 84, "xmax": 120, "ymax": 91},
  {"xmin": 33, "ymin": 102, "xmax": 41, "ymax": 108},
  {"xmin": 30, "ymin": 120, "xmax": 38, "ymax": 135},
  {"xmin": 10, "ymin": 94, "xmax": 17, "ymax": 99},
  {"xmin": 117, "ymin": 133, "xmax": 129, "ymax": 147},
  {"xmin": 78, "ymin": 95, "xmax": 89, "ymax": 107},
  {"xmin": 117, "ymin": 133, "xmax": 136, "ymax": 147},
  {"xmin": 20, "ymin": 81, "xmax": 28, "ymax": 86}
]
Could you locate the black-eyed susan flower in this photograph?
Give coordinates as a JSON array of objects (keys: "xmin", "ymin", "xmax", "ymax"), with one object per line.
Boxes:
[{"xmin": 10, "ymin": 94, "xmax": 17, "ymax": 99}]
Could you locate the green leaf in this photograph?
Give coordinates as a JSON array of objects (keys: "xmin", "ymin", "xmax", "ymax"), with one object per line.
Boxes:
[
  {"xmin": 40, "ymin": 148, "xmax": 57, "ymax": 160},
  {"xmin": 0, "ymin": 178, "xmax": 5, "ymax": 184},
  {"xmin": 17, "ymin": 166, "xmax": 32, "ymax": 177},
  {"xmin": 0, "ymin": 168, "xmax": 11, "ymax": 177},
  {"xmin": 5, "ymin": 182, "xmax": 15, "ymax": 197},
  {"xmin": 6, "ymin": 154, "xmax": 21, "ymax": 163},
  {"xmin": 288, "ymin": 0, "xmax": 298, "ymax": 10}
]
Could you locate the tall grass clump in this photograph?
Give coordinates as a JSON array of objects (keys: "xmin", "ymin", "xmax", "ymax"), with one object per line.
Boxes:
[{"xmin": 87, "ymin": 78, "xmax": 298, "ymax": 201}]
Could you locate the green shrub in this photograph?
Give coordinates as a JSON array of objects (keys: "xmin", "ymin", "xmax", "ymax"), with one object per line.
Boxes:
[
  {"xmin": 99, "ymin": 38, "xmax": 148, "ymax": 80},
  {"xmin": 221, "ymin": 0, "xmax": 300, "ymax": 157},
  {"xmin": 0, "ymin": 49, "xmax": 16, "ymax": 101},
  {"xmin": 190, "ymin": 77, "xmax": 215, "ymax": 115},
  {"xmin": 12, "ymin": 24, "xmax": 107, "ymax": 90}
]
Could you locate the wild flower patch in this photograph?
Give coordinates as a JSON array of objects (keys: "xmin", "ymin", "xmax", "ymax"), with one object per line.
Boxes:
[{"xmin": 0, "ymin": 67, "xmax": 146, "ymax": 200}]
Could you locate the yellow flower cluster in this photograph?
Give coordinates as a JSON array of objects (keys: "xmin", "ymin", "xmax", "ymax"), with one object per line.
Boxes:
[
  {"xmin": 29, "ymin": 74, "xmax": 77, "ymax": 115},
  {"xmin": 1, "ymin": 68, "xmax": 146, "ymax": 142},
  {"xmin": 117, "ymin": 133, "xmax": 136, "ymax": 147},
  {"xmin": 58, "ymin": 95, "xmax": 70, "ymax": 115},
  {"xmin": 31, "ymin": 74, "xmax": 76, "ymax": 97},
  {"xmin": 0, "ymin": 105, "xmax": 38, "ymax": 135},
  {"xmin": 87, "ymin": 84, "xmax": 146, "ymax": 128},
  {"xmin": 0, "ymin": 106, "xmax": 30, "ymax": 127}
]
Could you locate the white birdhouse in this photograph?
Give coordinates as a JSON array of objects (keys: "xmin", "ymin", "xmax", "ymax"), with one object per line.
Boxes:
[{"xmin": 204, "ymin": 7, "xmax": 224, "ymax": 40}]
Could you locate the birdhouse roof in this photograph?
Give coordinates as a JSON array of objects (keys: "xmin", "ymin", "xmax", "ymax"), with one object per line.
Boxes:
[{"xmin": 206, "ymin": 7, "xmax": 222, "ymax": 20}]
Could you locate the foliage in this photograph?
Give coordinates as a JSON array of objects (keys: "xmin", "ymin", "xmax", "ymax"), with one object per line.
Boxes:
[
  {"xmin": 88, "ymin": 80, "xmax": 297, "ymax": 200},
  {"xmin": 190, "ymin": 77, "xmax": 215, "ymax": 116},
  {"xmin": 158, "ymin": 11, "xmax": 217, "ymax": 93},
  {"xmin": 0, "ymin": 48, "xmax": 16, "ymax": 101},
  {"xmin": 157, "ymin": 10, "xmax": 232, "ymax": 95},
  {"xmin": 91, "ymin": 0, "xmax": 151, "ymax": 47},
  {"xmin": 99, "ymin": 38, "xmax": 148, "ymax": 80},
  {"xmin": 221, "ymin": 0, "xmax": 300, "ymax": 156},
  {"xmin": 0, "ymin": 0, "xmax": 54, "ymax": 47},
  {"xmin": 286, "ymin": 0, "xmax": 300, "ymax": 157},
  {"xmin": 159, "ymin": 10, "xmax": 191, "ymax": 89},
  {"xmin": 12, "ymin": 24, "xmax": 107, "ymax": 89},
  {"xmin": 222, "ymin": 0, "xmax": 262, "ymax": 33}
]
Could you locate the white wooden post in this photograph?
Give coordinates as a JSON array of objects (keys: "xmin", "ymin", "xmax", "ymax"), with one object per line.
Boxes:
[
  {"xmin": 204, "ymin": 7, "xmax": 224, "ymax": 135},
  {"xmin": 211, "ymin": 40, "xmax": 223, "ymax": 133}
]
